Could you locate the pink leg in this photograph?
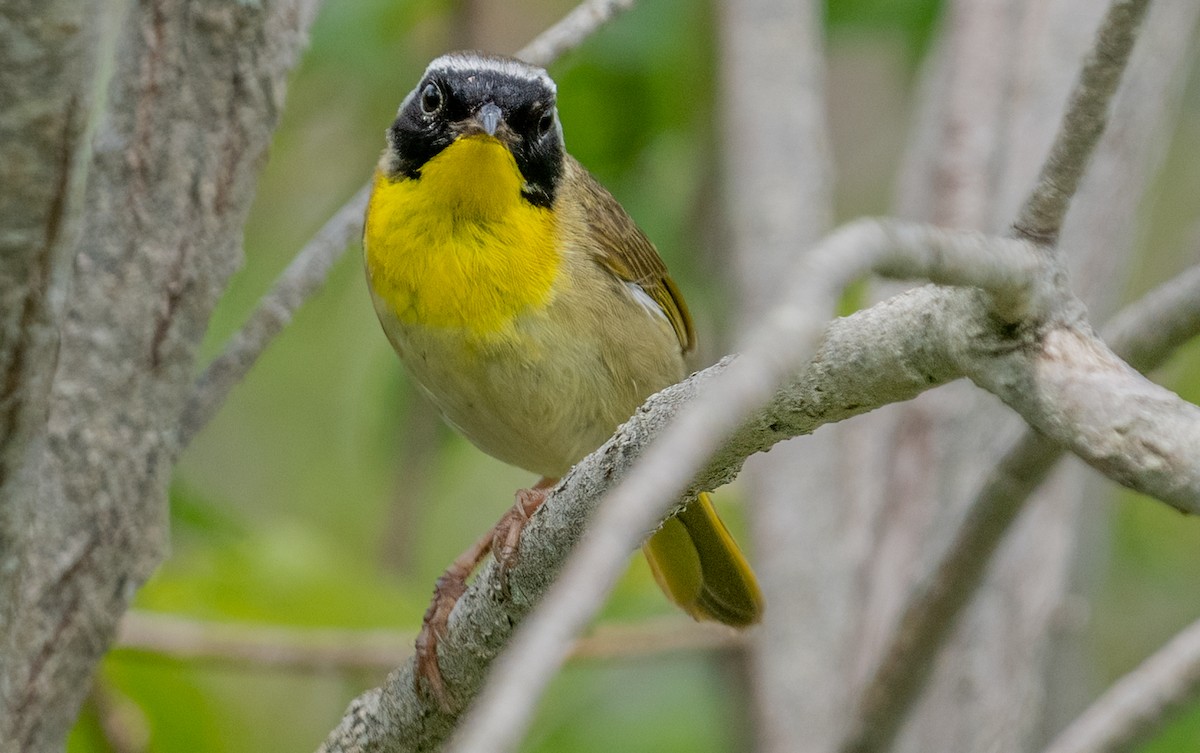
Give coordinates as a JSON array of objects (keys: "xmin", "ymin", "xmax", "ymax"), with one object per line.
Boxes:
[
  {"xmin": 413, "ymin": 476, "xmax": 557, "ymax": 709},
  {"xmin": 491, "ymin": 477, "xmax": 557, "ymax": 596}
]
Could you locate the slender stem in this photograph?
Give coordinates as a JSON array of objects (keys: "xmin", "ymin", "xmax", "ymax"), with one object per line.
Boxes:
[
  {"xmin": 112, "ymin": 611, "xmax": 742, "ymax": 674},
  {"xmin": 1012, "ymin": 0, "xmax": 1151, "ymax": 245},
  {"xmin": 1041, "ymin": 616, "xmax": 1200, "ymax": 753},
  {"xmin": 179, "ymin": 186, "xmax": 369, "ymax": 448},
  {"xmin": 838, "ymin": 261, "xmax": 1200, "ymax": 753}
]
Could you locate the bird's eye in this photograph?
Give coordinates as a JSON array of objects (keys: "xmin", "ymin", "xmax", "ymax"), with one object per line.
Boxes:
[
  {"xmin": 537, "ymin": 110, "xmax": 554, "ymax": 137},
  {"xmin": 420, "ymin": 83, "xmax": 442, "ymax": 115}
]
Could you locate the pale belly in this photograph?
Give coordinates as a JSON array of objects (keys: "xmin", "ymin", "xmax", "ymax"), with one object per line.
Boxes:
[{"xmin": 369, "ymin": 284, "xmax": 683, "ymax": 479}]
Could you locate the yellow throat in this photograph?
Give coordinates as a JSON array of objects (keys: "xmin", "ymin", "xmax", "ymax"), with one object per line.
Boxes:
[{"xmin": 364, "ymin": 135, "xmax": 560, "ymax": 335}]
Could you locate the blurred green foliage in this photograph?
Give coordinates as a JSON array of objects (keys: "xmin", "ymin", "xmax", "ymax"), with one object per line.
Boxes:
[{"xmin": 67, "ymin": 0, "xmax": 1200, "ymax": 751}]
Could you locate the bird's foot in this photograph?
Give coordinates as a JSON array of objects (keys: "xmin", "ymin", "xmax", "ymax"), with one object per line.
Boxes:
[
  {"xmin": 414, "ymin": 571, "xmax": 466, "ymax": 711},
  {"xmin": 413, "ymin": 525, "xmax": 496, "ymax": 710},
  {"xmin": 412, "ymin": 477, "xmax": 556, "ymax": 708},
  {"xmin": 492, "ymin": 480, "xmax": 554, "ymax": 598}
]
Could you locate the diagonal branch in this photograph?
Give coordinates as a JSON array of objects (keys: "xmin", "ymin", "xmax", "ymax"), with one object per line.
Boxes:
[
  {"xmin": 1041, "ymin": 611, "xmax": 1200, "ymax": 753},
  {"xmin": 1041, "ymin": 614, "xmax": 1200, "ymax": 753},
  {"xmin": 111, "ymin": 611, "xmax": 741, "ymax": 674},
  {"xmin": 178, "ymin": 186, "xmax": 369, "ymax": 447},
  {"xmin": 514, "ymin": 0, "xmax": 637, "ymax": 68},
  {"xmin": 1012, "ymin": 0, "xmax": 1151, "ymax": 245},
  {"xmin": 318, "ymin": 221, "xmax": 1049, "ymax": 753},
  {"xmin": 179, "ymin": 0, "xmax": 642, "ymax": 449},
  {"xmin": 838, "ymin": 261, "xmax": 1200, "ymax": 753},
  {"xmin": 440, "ymin": 222, "xmax": 1055, "ymax": 753}
]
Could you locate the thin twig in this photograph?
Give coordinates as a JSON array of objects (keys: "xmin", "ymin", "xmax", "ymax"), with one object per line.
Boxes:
[
  {"xmin": 838, "ymin": 261, "xmax": 1200, "ymax": 753},
  {"xmin": 178, "ymin": 186, "xmax": 369, "ymax": 447},
  {"xmin": 1012, "ymin": 0, "xmax": 1151, "ymax": 245},
  {"xmin": 179, "ymin": 0, "xmax": 642, "ymax": 448},
  {"xmin": 444, "ymin": 221, "xmax": 1047, "ymax": 753},
  {"xmin": 111, "ymin": 611, "xmax": 743, "ymax": 674},
  {"xmin": 1041, "ymin": 615, "xmax": 1200, "ymax": 753},
  {"xmin": 1103, "ymin": 263, "xmax": 1200, "ymax": 372},
  {"xmin": 838, "ymin": 3, "xmax": 1167, "ymax": 749},
  {"xmin": 515, "ymin": 0, "xmax": 637, "ymax": 67}
]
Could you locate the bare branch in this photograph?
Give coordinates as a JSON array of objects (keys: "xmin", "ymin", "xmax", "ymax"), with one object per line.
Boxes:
[
  {"xmin": 440, "ymin": 222, "xmax": 1049, "ymax": 753},
  {"xmin": 1012, "ymin": 0, "xmax": 1151, "ymax": 244},
  {"xmin": 178, "ymin": 186, "xmax": 370, "ymax": 447},
  {"xmin": 115, "ymin": 610, "xmax": 412, "ymax": 674},
  {"xmin": 1041, "ymin": 616, "xmax": 1200, "ymax": 753},
  {"xmin": 967, "ymin": 322, "xmax": 1200, "ymax": 510},
  {"xmin": 111, "ymin": 611, "xmax": 741, "ymax": 674},
  {"xmin": 1103, "ymin": 263, "xmax": 1200, "ymax": 372},
  {"xmin": 515, "ymin": 0, "xmax": 638, "ymax": 68},
  {"xmin": 319, "ymin": 223, "xmax": 1014, "ymax": 752},
  {"xmin": 839, "ymin": 261, "xmax": 1200, "ymax": 753}
]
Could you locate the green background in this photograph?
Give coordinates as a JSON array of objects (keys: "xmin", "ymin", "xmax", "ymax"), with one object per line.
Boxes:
[{"xmin": 69, "ymin": 0, "xmax": 1200, "ymax": 750}]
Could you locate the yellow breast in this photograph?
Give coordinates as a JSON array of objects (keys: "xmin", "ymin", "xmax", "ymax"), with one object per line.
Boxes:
[{"xmin": 364, "ymin": 136, "xmax": 560, "ymax": 336}]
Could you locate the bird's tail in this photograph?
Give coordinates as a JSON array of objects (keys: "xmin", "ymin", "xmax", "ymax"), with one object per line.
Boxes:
[{"xmin": 642, "ymin": 492, "xmax": 764, "ymax": 627}]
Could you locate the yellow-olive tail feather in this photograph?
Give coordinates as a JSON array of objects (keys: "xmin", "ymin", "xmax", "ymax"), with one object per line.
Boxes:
[{"xmin": 642, "ymin": 492, "xmax": 764, "ymax": 627}]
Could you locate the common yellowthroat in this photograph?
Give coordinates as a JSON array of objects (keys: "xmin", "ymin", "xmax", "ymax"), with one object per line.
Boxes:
[{"xmin": 363, "ymin": 52, "xmax": 763, "ymax": 703}]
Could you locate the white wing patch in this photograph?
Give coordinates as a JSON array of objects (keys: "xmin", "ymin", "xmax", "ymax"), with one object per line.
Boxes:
[{"xmin": 626, "ymin": 282, "xmax": 669, "ymax": 322}]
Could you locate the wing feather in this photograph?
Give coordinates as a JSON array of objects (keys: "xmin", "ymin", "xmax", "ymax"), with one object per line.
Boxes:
[{"xmin": 567, "ymin": 157, "xmax": 696, "ymax": 354}]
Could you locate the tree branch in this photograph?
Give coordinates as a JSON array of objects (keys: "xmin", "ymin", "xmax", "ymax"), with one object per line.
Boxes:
[
  {"xmin": 317, "ymin": 224, "xmax": 1001, "ymax": 752},
  {"xmin": 1012, "ymin": 0, "xmax": 1150, "ymax": 244},
  {"xmin": 178, "ymin": 186, "xmax": 370, "ymax": 447},
  {"xmin": 514, "ymin": 0, "xmax": 638, "ymax": 68},
  {"xmin": 411, "ymin": 223, "xmax": 1053, "ymax": 753},
  {"xmin": 180, "ymin": 0, "xmax": 642, "ymax": 448},
  {"xmin": 838, "ymin": 261, "xmax": 1200, "ymax": 753},
  {"xmin": 110, "ymin": 611, "xmax": 741, "ymax": 674},
  {"xmin": 1041, "ymin": 615, "xmax": 1200, "ymax": 753}
]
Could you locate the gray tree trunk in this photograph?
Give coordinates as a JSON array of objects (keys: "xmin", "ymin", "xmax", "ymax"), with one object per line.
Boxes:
[{"xmin": 0, "ymin": 1, "xmax": 320, "ymax": 748}]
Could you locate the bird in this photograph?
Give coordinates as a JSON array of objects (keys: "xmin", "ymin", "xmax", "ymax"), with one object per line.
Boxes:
[{"xmin": 362, "ymin": 51, "xmax": 763, "ymax": 707}]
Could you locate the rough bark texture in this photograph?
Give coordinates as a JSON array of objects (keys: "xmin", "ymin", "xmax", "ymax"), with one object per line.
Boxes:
[
  {"xmin": 0, "ymin": 0, "xmax": 320, "ymax": 748},
  {"xmin": 0, "ymin": 0, "xmax": 111, "ymax": 696}
]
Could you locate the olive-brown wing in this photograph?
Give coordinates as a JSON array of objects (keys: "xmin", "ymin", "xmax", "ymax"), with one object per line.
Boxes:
[{"xmin": 567, "ymin": 157, "xmax": 696, "ymax": 355}]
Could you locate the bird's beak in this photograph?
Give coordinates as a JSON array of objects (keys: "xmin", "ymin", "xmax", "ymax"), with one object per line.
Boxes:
[
  {"xmin": 452, "ymin": 102, "xmax": 512, "ymax": 143},
  {"xmin": 477, "ymin": 102, "xmax": 502, "ymax": 137}
]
